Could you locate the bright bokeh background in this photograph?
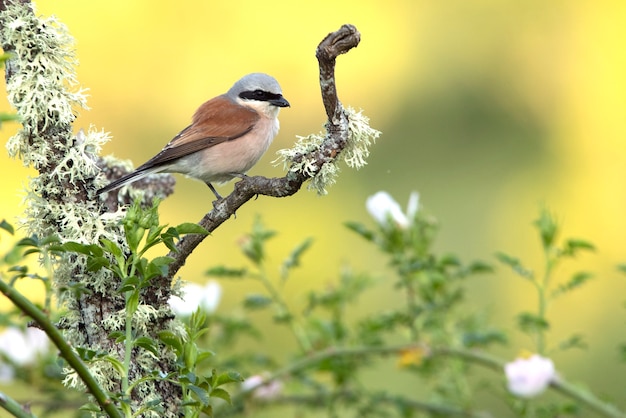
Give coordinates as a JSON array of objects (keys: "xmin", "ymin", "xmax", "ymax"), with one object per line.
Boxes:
[{"xmin": 2, "ymin": 0, "xmax": 626, "ymax": 413}]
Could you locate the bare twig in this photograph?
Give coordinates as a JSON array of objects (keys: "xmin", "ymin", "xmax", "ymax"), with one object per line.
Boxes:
[{"xmin": 162, "ymin": 24, "xmax": 361, "ymax": 282}]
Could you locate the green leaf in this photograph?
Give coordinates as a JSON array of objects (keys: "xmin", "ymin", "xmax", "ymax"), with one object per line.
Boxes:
[
  {"xmin": 562, "ymin": 239, "xmax": 596, "ymax": 257},
  {"xmin": 0, "ymin": 219, "xmax": 14, "ymax": 235},
  {"xmin": 281, "ymin": 237, "xmax": 313, "ymax": 279},
  {"xmin": 86, "ymin": 256, "xmax": 110, "ymax": 272},
  {"xmin": 126, "ymin": 291, "xmax": 140, "ymax": 314},
  {"xmin": 188, "ymin": 384, "xmax": 210, "ymax": 406},
  {"xmin": 146, "ymin": 225, "xmax": 167, "ymax": 246},
  {"xmin": 344, "ymin": 221, "xmax": 375, "ymax": 242},
  {"xmin": 125, "ymin": 226, "xmax": 145, "ymax": 254},
  {"xmin": 517, "ymin": 312, "xmax": 549, "ymax": 333},
  {"xmin": 495, "ymin": 252, "xmax": 533, "ymax": 279},
  {"xmin": 76, "ymin": 347, "xmax": 100, "ymax": 361},
  {"xmin": 210, "ymin": 387, "xmax": 232, "ymax": 404},
  {"xmin": 0, "ymin": 113, "xmax": 19, "ymax": 128},
  {"xmin": 534, "ymin": 207, "xmax": 559, "ymax": 249},
  {"xmin": 438, "ymin": 254, "xmax": 461, "ymax": 268},
  {"xmin": 136, "ymin": 257, "xmax": 174, "ymax": 282},
  {"xmin": 242, "ymin": 294, "xmax": 272, "ymax": 310},
  {"xmin": 196, "ymin": 349, "xmax": 216, "ymax": 365},
  {"xmin": 144, "ymin": 259, "xmax": 168, "ymax": 280},
  {"xmin": 100, "ymin": 238, "xmax": 123, "ymax": 258},
  {"xmin": 215, "ymin": 371, "xmax": 243, "ymax": 386},
  {"xmin": 22, "ymin": 248, "xmax": 42, "ymax": 256},
  {"xmin": 158, "ymin": 331, "xmax": 183, "ymax": 355},
  {"xmin": 558, "ymin": 333, "xmax": 588, "ymax": 351},
  {"xmin": 552, "ymin": 271, "xmax": 593, "ymax": 298},
  {"xmin": 174, "ymin": 223, "xmax": 209, "ymax": 235},
  {"xmin": 466, "ymin": 260, "xmax": 493, "ymax": 274},
  {"xmin": 0, "ymin": 52, "xmax": 14, "ymax": 64},
  {"xmin": 619, "ymin": 344, "xmax": 626, "ymax": 362},
  {"xmin": 109, "ymin": 331, "xmax": 126, "ymax": 343},
  {"xmin": 134, "ymin": 336, "xmax": 160, "ymax": 357},
  {"xmin": 118, "ymin": 276, "xmax": 140, "ymax": 293},
  {"xmin": 205, "ymin": 265, "xmax": 247, "ymax": 278},
  {"xmin": 240, "ymin": 217, "xmax": 276, "ymax": 264},
  {"xmin": 462, "ymin": 330, "xmax": 508, "ymax": 347},
  {"xmin": 152, "ymin": 256, "xmax": 175, "ymax": 269},
  {"xmin": 3, "ymin": 247, "xmax": 25, "ymax": 265},
  {"xmin": 16, "ymin": 236, "xmax": 40, "ymax": 248},
  {"xmin": 79, "ymin": 402, "xmax": 102, "ymax": 413},
  {"xmin": 41, "ymin": 235, "xmax": 61, "ymax": 246},
  {"xmin": 61, "ymin": 242, "xmax": 103, "ymax": 257},
  {"xmin": 7, "ymin": 265, "xmax": 27, "ymax": 274},
  {"xmin": 102, "ymin": 355, "xmax": 126, "ymax": 375}
]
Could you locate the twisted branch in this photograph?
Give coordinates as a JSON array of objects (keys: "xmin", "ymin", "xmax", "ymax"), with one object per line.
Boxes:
[{"xmin": 163, "ymin": 24, "xmax": 361, "ymax": 280}]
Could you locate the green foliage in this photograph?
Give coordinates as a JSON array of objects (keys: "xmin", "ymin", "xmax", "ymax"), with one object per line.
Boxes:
[
  {"xmin": 3, "ymin": 202, "xmax": 244, "ymax": 417},
  {"xmin": 2, "ymin": 200, "xmax": 623, "ymax": 418},
  {"xmin": 497, "ymin": 207, "xmax": 595, "ymax": 356},
  {"xmin": 195, "ymin": 203, "xmax": 505, "ymax": 417}
]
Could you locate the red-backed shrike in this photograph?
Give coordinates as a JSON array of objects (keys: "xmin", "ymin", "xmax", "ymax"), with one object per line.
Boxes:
[{"xmin": 96, "ymin": 73, "xmax": 289, "ymax": 199}]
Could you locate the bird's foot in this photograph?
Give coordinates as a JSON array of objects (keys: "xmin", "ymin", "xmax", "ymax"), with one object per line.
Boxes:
[{"xmin": 231, "ymin": 172, "xmax": 248, "ymax": 180}]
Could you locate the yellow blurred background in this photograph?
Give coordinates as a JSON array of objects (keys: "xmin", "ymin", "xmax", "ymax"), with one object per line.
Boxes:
[{"xmin": 2, "ymin": 0, "xmax": 626, "ymax": 414}]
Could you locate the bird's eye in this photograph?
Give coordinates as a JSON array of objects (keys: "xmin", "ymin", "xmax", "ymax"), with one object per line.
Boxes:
[{"xmin": 253, "ymin": 90, "xmax": 265, "ymax": 98}]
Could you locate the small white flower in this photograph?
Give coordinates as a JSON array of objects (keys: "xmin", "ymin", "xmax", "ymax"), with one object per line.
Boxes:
[
  {"xmin": 366, "ymin": 191, "xmax": 419, "ymax": 229},
  {"xmin": 168, "ymin": 280, "xmax": 222, "ymax": 316},
  {"xmin": 241, "ymin": 374, "xmax": 283, "ymax": 400},
  {"xmin": 0, "ymin": 327, "xmax": 49, "ymax": 366},
  {"xmin": 505, "ymin": 354, "xmax": 556, "ymax": 398}
]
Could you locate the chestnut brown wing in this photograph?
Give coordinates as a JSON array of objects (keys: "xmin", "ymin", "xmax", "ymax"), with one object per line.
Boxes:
[{"xmin": 136, "ymin": 95, "xmax": 259, "ymax": 170}]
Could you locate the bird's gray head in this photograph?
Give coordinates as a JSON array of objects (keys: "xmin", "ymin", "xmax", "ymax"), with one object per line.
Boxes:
[{"xmin": 228, "ymin": 73, "xmax": 290, "ymax": 110}]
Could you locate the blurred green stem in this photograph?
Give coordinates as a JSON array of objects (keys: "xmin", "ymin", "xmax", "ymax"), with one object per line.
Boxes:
[
  {"xmin": 397, "ymin": 252, "xmax": 420, "ymax": 341},
  {"xmin": 536, "ymin": 249, "xmax": 556, "ymax": 355},
  {"xmin": 436, "ymin": 347, "xmax": 624, "ymax": 418},
  {"xmin": 0, "ymin": 279, "xmax": 122, "ymax": 418},
  {"xmin": 551, "ymin": 378, "xmax": 624, "ymax": 418},
  {"xmin": 231, "ymin": 343, "xmax": 624, "ymax": 418},
  {"xmin": 403, "ymin": 274, "xmax": 420, "ymax": 341},
  {"xmin": 256, "ymin": 264, "xmax": 312, "ymax": 353},
  {"xmin": 122, "ymin": 292, "xmax": 133, "ymax": 394},
  {"xmin": 0, "ymin": 391, "xmax": 36, "ymax": 418}
]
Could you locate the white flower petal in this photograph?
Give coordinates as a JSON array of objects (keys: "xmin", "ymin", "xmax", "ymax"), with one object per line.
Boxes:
[
  {"xmin": 366, "ymin": 191, "xmax": 409, "ymax": 228},
  {"xmin": 168, "ymin": 281, "xmax": 222, "ymax": 316},
  {"xmin": 0, "ymin": 327, "xmax": 48, "ymax": 366},
  {"xmin": 505, "ymin": 355, "xmax": 555, "ymax": 398},
  {"xmin": 241, "ymin": 374, "xmax": 282, "ymax": 400},
  {"xmin": 169, "ymin": 283, "xmax": 204, "ymax": 316},
  {"xmin": 199, "ymin": 281, "xmax": 221, "ymax": 313},
  {"xmin": 406, "ymin": 191, "xmax": 420, "ymax": 221}
]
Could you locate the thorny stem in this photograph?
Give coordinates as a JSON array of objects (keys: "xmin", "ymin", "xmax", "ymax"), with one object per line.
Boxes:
[
  {"xmin": 0, "ymin": 279, "xmax": 122, "ymax": 418},
  {"xmin": 228, "ymin": 343, "xmax": 624, "ymax": 418}
]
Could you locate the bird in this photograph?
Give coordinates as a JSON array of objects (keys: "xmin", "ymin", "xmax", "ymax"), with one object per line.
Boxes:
[{"xmin": 96, "ymin": 72, "xmax": 290, "ymax": 200}]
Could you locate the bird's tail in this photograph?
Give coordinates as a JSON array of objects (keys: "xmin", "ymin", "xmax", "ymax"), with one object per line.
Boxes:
[{"xmin": 96, "ymin": 168, "xmax": 157, "ymax": 195}]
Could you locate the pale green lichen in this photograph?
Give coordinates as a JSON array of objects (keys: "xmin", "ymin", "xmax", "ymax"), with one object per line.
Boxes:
[
  {"xmin": 275, "ymin": 107, "xmax": 380, "ymax": 195},
  {"xmin": 343, "ymin": 108, "xmax": 380, "ymax": 169},
  {"xmin": 2, "ymin": 5, "xmax": 183, "ymax": 415},
  {"xmin": 2, "ymin": 2, "xmax": 88, "ymax": 168},
  {"xmin": 50, "ymin": 128, "xmax": 110, "ymax": 184}
]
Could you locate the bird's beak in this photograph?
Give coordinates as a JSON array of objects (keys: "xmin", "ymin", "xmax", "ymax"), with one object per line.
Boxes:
[{"xmin": 270, "ymin": 95, "xmax": 290, "ymax": 108}]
